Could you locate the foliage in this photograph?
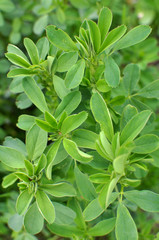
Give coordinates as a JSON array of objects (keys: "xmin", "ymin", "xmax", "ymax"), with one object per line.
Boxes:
[{"xmin": 0, "ymin": 2, "xmax": 159, "ymax": 240}]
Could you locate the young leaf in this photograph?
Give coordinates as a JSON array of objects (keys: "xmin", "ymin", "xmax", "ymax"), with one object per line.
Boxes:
[
  {"xmin": 114, "ymin": 25, "xmax": 152, "ymax": 51},
  {"xmin": 54, "ymin": 91, "xmax": 81, "ymax": 119},
  {"xmin": 104, "ymin": 56, "xmax": 120, "ymax": 88},
  {"xmin": 72, "ymin": 129, "xmax": 98, "ymax": 149},
  {"xmin": 24, "ymin": 38, "xmax": 39, "ymax": 65},
  {"xmin": 124, "ymin": 190, "xmax": 159, "ymax": 212},
  {"xmin": 24, "ymin": 202, "xmax": 44, "ymax": 234},
  {"xmin": 88, "ymin": 218, "xmax": 116, "ymax": 236},
  {"xmin": 61, "ymin": 111, "xmax": 88, "ymax": 135},
  {"xmin": 90, "ymin": 92, "xmax": 114, "ymax": 141},
  {"xmin": 74, "ymin": 166, "xmax": 97, "ymax": 201},
  {"xmin": 5, "ymin": 53, "xmax": 31, "ymax": 68},
  {"xmin": 56, "ymin": 52, "xmax": 78, "ymax": 72},
  {"xmin": 133, "ymin": 134, "xmax": 159, "ymax": 154},
  {"xmin": 137, "ymin": 79, "xmax": 159, "ymax": 99},
  {"xmin": 65, "ymin": 59, "xmax": 85, "ymax": 89},
  {"xmin": 2, "ymin": 173, "xmax": 17, "ymax": 188},
  {"xmin": 36, "ymin": 190, "xmax": 55, "ymax": 224},
  {"xmin": 46, "ymin": 140, "xmax": 61, "ymax": 179},
  {"xmin": 0, "ymin": 146, "xmax": 25, "ymax": 168},
  {"xmin": 35, "ymin": 154, "xmax": 47, "ymax": 175},
  {"xmin": 8, "ymin": 68, "xmax": 35, "ymax": 78},
  {"xmin": 39, "ymin": 182, "xmax": 76, "ymax": 197},
  {"xmin": 25, "ymin": 160, "xmax": 34, "ymax": 176},
  {"xmin": 113, "ymin": 154, "xmax": 127, "ymax": 174},
  {"xmin": 53, "ymin": 75, "xmax": 70, "ymax": 99},
  {"xmin": 16, "ymin": 189, "xmax": 33, "ymax": 215},
  {"xmin": 45, "ymin": 111, "xmax": 57, "ymax": 128},
  {"xmin": 98, "ymin": 7, "xmax": 112, "ymax": 43},
  {"xmin": 87, "ymin": 20, "xmax": 101, "ymax": 52},
  {"xmin": 98, "ymin": 25, "xmax": 127, "ymax": 54},
  {"xmin": 63, "ymin": 138, "xmax": 93, "ymax": 163},
  {"xmin": 26, "ymin": 124, "xmax": 47, "ymax": 161},
  {"xmin": 7, "ymin": 44, "xmax": 30, "ymax": 63},
  {"xmin": 22, "ymin": 77, "xmax": 49, "ymax": 113},
  {"xmin": 115, "ymin": 203, "xmax": 138, "ymax": 240},
  {"xmin": 46, "ymin": 25, "xmax": 78, "ymax": 52},
  {"xmin": 120, "ymin": 110, "xmax": 152, "ymax": 145},
  {"xmin": 123, "ymin": 63, "xmax": 140, "ymax": 95},
  {"xmin": 36, "ymin": 119, "xmax": 55, "ymax": 132}
]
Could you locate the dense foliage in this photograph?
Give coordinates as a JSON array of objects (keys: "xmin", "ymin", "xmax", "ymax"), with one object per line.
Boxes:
[{"xmin": 0, "ymin": 1, "xmax": 159, "ymax": 240}]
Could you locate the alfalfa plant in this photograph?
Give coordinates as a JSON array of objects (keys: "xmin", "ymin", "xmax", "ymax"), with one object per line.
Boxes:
[{"xmin": 1, "ymin": 7, "xmax": 159, "ymax": 239}]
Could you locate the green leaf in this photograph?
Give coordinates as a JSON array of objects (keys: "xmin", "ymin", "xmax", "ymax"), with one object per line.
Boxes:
[
  {"xmin": 89, "ymin": 173, "xmax": 110, "ymax": 183},
  {"xmin": 17, "ymin": 114, "xmax": 35, "ymax": 131},
  {"xmin": 39, "ymin": 182, "xmax": 76, "ymax": 197},
  {"xmin": 63, "ymin": 138, "xmax": 93, "ymax": 163},
  {"xmin": 53, "ymin": 141, "xmax": 68, "ymax": 165},
  {"xmin": 120, "ymin": 105, "xmax": 138, "ymax": 131},
  {"xmin": 68, "ymin": 198, "xmax": 86, "ymax": 229},
  {"xmin": 104, "ymin": 56, "xmax": 120, "ymax": 88},
  {"xmin": 0, "ymin": 146, "xmax": 25, "ymax": 168},
  {"xmin": 5, "ymin": 53, "xmax": 31, "ymax": 68},
  {"xmin": 46, "ymin": 140, "xmax": 61, "ymax": 179},
  {"xmin": 115, "ymin": 203, "xmax": 138, "ymax": 240},
  {"xmin": 54, "ymin": 91, "xmax": 81, "ymax": 119},
  {"xmin": 72, "ymin": 129, "xmax": 98, "ymax": 149},
  {"xmin": 33, "ymin": 15, "xmax": 48, "ymax": 35},
  {"xmin": 0, "ymin": 0, "xmax": 15, "ymax": 12},
  {"xmin": 24, "ymin": 202, "xmax": 44, "ymax": 234},
  {"xmin": 36, "ymin": 119, "xmax": 55, "ymax": 132},
  {"xmin": 98, "ymin": 7, "xmax": 112, "ymax": 43},
  {"xmin": 65, "ymin": 59, "xmax": 85, "ymax": 89},
  {"xmin": 48, "ymin": 223, "xmax": 83, "ymax": 238},
  {"xmin": 3, "ymin": 136, "xmax": 27, "ymax": 156},
  {"xmin": 61, "ymin": 111, "xmax": 88, "ymax": 135},
  {"xmin": 8, "ymin": 214, "xmax": 23, "ymax": 232},
  {"xmin": 88, "ymin": 218, "xmax": 116, "ymax": 236},
  {"xmin": 98, "ymin": 25, "xmax": 127, "ymax": 54},
  {"xmin": 124, "ymin": 190, "xmax": 159, "ymax": 212},
  {"xmin": 57, "ymin": 52, "xmax": 78, "ymax": 72},
  {"xmin": 35, "ymin": 154, "xmax": 47, "ymax": 175},
  {"xmin": 53, "ymin": 75, "xmax": 70, "ymax": 99},
  {"xmin": 26, "ymin": 124, "xmax": 47, "ymax": 161},
  {"xmin": 138, "ymin": 79, "xmax": 159, "ymax": 99},
  {"xmin": 2, "ymin": 173, "xmax": 17, "ymax": 188},
  {"xmin": 74, "ymin": 166, "xmax": 97, "ymax": 201},
  {"xmin": 90, "ymin": 92, "xmax": 114, "ymax": 141},
  {"xmin": 7, "ymin": 44, "xmax": 29, "ymax": 62},
  {"xmin": 45, "ymin": 111, "xmax": 57, "ymax": 129},
  {"xmin": 22, "ymin": 77, "xmax": 49, "ymax": 113},
  {"xmin": 87, "ymin": 20, "xmax": 101, "ymax": 52},
  {"xmin": 15, "ymin": 172, "xmax": 30, "ymax": 183},
  {"xmin": 46, "ymin": 25, "xmax": 78, "ymax": 52},
  {"xmin": 24, "ymin": 38, "xmax": 39, "ymax": 65},
  {"xmin": 36, "ymin": 190, "xmax": 55, "ymax": 224},
  {"xmin": 114, "ymin": 25, "xmax": 152, "ymax": 51},
  {"xmin": 25, "ymin": 160, "xmax": 34, "ymax": 176},
  {"xmin": 120, "ymin": 110, "xmax": 152, "ymax": 145},
  {"xmin": 53, "ymin": 202, "xmax": 76, "ymax": 225},
  {"xmin": 16, "ymin": 189, "xmax": 33, "ymax": 215},
  {"xmin": 7, "ymin": 68, "xmax": 35, "ymax": 78},
  {"xmin": 36, "ymin": 37, "xmax": 49, "ymax": 60},
  {"xmin": 113, "ymin": 154, "xmax": 127, "ymax": 174},
  {"xmin": 83, "ymin": 198, "xmax": 104, "ymax": 221},
  {"xmin": 133, "ymin": 134, "xmax": 159, "ymax": 154},
  {"xmin": 123, "ymin": 64, "xmax": 140, "ymax": 95}
]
